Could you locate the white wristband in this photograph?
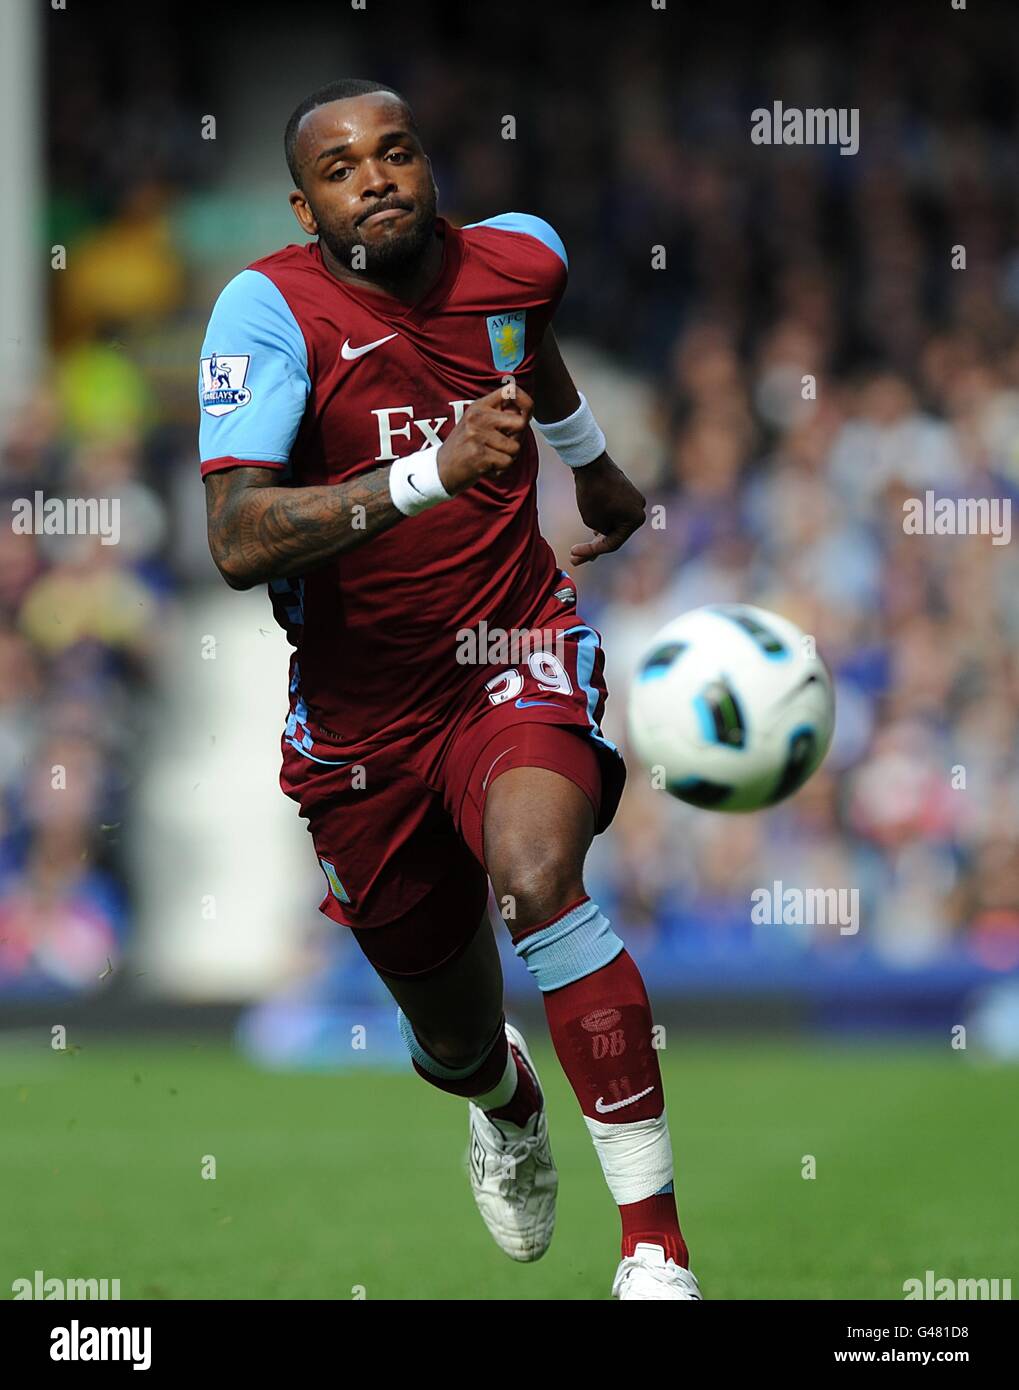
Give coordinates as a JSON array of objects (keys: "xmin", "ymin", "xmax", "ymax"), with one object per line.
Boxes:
[
  {"xmin": 388, "ymin": 445, "xmax": 451, "ymax": 516},
  {"xmin": 534, "ymin": 392, "xmax": 606, "ymax": 469}
]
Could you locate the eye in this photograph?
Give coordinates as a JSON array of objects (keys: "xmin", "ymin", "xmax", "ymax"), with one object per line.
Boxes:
[
  {"xmin": 328, "ymin": 167, "xmax": 352, "ymax": 181},
  {"xmin": 387, "ymin": 150, "xmax": 411, "ymax": 163}
]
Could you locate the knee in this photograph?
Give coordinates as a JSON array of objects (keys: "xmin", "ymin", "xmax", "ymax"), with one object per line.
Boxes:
[
  {"xmin": 412, "ymin": 1020, "xmax": 498, "ymax": 1071},
  {"xmin": 489, "ymin": 837, "xmax": 585, "ymax": 932}
]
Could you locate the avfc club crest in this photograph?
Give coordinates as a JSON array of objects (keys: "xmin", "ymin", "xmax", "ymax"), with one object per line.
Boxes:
[
  {"xmin": 200, "ymin": 353, "xmax": 252, "ymax": 416},
  {"xmin": 319, "ymin": 858, "xmax": 351, "ymax": 905},
  {"xmin": 486, "ymin": 311, "xmax": 526, "ymax": 373}
]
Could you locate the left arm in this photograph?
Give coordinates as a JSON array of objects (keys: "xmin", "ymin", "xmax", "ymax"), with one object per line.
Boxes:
[{"xmin": 532, "ymin": 326, "xmax": 647, "ymax": 565}]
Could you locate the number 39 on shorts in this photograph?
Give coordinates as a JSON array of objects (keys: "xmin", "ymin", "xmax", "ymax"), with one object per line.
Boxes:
[{"xmin": 484, "ymin": 650, "xmax": 574, "ymax": 705}]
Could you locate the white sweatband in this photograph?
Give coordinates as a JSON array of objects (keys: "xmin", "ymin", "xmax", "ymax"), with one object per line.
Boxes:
[
  {"xmin": 388, "ymin": 445, "xmax": 451, "ymax": 516},
  {"xmin": 534, "ymin": 392, "xmax": 606, "ymax": 469}
]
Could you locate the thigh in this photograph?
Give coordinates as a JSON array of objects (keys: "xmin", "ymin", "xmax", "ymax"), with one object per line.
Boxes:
[
  {"xmin": 349, "ymin": 834, "xmax": 491, "ymax": 980},
  {"xmin": 482, "ymin": 758, "xmax": 596, "ymax": 931},
  {"xmin": 438, "ymin": 619, "xmax": 627, "ymax": 868},
  {"xmin": 475, "ymin": 725, "xmax": 600, "ymax": 871},
  {"xmin": 280, "ymin": 736, "xmax": 477, "ymax": 936}
]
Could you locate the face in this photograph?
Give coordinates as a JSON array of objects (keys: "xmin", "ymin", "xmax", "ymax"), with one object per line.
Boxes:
[{"xmin": 289, "ymin": 93, "xmax": 438, "ymax": 275}]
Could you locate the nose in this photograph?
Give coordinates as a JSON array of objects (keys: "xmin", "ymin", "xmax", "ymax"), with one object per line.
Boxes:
[{"xmin": 359, "ymin": 158, "xmax": 397, "ymax": 200}]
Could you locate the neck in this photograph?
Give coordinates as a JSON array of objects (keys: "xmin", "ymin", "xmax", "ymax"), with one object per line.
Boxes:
[{"xmin": 320, "ymin": 224, "xmax": 444, "ymax": 305}]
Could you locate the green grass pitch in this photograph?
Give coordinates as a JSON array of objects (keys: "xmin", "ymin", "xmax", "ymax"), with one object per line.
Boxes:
[{"xmin": 2, "ymin": 1035, "xmax": 1015, "ymax": 1300}]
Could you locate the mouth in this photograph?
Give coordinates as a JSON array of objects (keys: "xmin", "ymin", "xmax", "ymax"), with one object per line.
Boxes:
[{"xmin": 358, "ymin": 205, "xmax": 413, "ymax": 229}]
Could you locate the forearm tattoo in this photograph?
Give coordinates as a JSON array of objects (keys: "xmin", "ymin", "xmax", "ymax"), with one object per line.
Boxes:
[{"xmin": 205, "ymin": 465, "xmax": 404, "ymax": 585}]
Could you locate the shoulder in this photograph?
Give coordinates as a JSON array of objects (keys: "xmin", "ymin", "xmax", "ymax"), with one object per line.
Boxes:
[
  {"xmin": 461, "ymin": 212, "xmax": 568, "ymax": 271},
  {"xmin": 203, "ymin": 261, "xmax": 308, "ymax": 364}
]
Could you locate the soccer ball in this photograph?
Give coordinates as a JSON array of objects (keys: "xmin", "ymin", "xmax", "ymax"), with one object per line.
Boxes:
[{"xmin": 627, "ymin": 603, "xmax": 835, "ymax": 812}]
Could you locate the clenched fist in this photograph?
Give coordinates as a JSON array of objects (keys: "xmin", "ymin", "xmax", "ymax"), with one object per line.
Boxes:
[{"xmin": 437, "ymin": 383, "xmax": 534, "ymax": 495}]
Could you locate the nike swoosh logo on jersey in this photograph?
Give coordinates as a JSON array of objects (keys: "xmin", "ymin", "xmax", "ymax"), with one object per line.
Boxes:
[
  {"xmin": 515, "ymin": 697, "xmax": 561, "ymax": 708},
  {"xmin": 594, "ymin": 1086, "xmax": 655, "ymax": 1114},
  {"xmin": 340, "ymin": 333, "xmax": 398, "ymax": 360}
]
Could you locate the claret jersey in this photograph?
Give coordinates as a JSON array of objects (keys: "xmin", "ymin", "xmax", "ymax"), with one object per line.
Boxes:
[{"xmin": 198, "ymin": 213, "xmax": 569, "ymax": 747}]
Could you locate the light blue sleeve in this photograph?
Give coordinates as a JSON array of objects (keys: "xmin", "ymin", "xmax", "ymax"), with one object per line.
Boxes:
[
  {"xmin": 198, "ymin": 269, "xmax": 310, "ymax": 471},
  {"xmin": 463, "ymin": 212, "xmax": 568, "ymax": 270}
]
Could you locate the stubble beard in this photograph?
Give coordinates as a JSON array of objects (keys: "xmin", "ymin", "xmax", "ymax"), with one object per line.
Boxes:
[{"xmin": 319, "ymin": 190, "xmax": 438, "ymax": 278}]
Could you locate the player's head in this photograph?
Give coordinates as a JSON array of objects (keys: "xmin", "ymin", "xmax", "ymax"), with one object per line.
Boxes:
[{"xmin": 285, "ymin": 79, "xmax": 438, "ymax": 276}]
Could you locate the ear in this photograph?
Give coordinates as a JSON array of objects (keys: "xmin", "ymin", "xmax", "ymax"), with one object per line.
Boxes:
[{"xmin": 289, "ymin": 188, "xmax": 318, "ymax": 237}]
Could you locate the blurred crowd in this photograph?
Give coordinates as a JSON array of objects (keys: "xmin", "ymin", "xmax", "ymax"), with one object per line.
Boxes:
[
  {"xmin": 581, "ymin": 333, "xmax": 1019, "ymax": 972},
  {"xmin": 0, "ymin": 402, "xmax": 170, "ymax": 995},
  {"xmin": 4, "ymin": 0, "xmax": 1019, "ymax": 996}
]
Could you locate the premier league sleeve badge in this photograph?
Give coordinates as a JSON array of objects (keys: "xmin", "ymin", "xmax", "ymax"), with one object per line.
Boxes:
[{"xmin": 200, "ymin": 353, "xmax": 253, "ymax": 415}]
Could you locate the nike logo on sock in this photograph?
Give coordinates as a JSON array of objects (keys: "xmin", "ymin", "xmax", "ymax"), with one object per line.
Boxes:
[{"xmin": 594, "ymin": 1086, "xmax": 655, "ymax": 1114}]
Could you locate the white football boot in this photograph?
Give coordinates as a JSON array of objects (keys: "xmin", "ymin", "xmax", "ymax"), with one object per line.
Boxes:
[
  {"xmin": 612, "ymin": 1242, "xmax": 703, "ymax": 1300},
  {"xmin": 467, "ymin": 1022, "xmax": 557, "ymax": 1262}
]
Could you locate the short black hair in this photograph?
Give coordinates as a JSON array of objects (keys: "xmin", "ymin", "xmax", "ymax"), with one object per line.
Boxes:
[{"xmin": 284, "ymin": 79, "xmax": 413, "ymax": 188}]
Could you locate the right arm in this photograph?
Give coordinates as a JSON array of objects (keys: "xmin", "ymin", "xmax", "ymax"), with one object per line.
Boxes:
[
  {"xmin": 204, "ymin": 384, "xmax": 533, "ymax": 590},
  {"xmin": 198, "ymin": 269, "xmax": 530, "ymax": 589},
  {"xmin": 205, "ymin": 464, "xmax": 403, "ymax": 590}
]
